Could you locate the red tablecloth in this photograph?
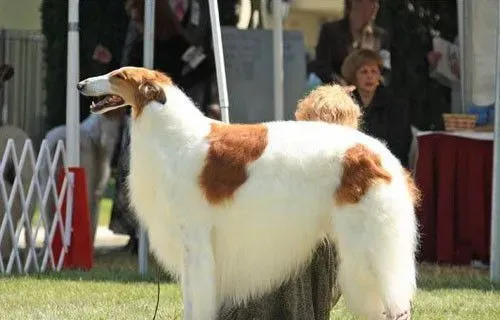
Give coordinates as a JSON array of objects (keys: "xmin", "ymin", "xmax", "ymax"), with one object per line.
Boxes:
[{"xmin": 415, "ymin": 132, "xmax": 493, "ymax": 265}]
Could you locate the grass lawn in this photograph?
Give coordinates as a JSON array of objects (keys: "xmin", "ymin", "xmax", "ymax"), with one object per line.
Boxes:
[
  {"xmin": 4, "ymin": 196, "xmax": 500, "ymax": 319},
  {"xmin": 98, "ymin": 197, "xmax": 112, "ymax": 227},
  {"xmin": 1, "ymin": 256, "xmax": 499, "ymax": 319}
]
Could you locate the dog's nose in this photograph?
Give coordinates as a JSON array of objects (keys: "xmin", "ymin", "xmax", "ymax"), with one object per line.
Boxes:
[{"xmin": 76, "ymin": 81, "xmax": 86, "ymax": 91}]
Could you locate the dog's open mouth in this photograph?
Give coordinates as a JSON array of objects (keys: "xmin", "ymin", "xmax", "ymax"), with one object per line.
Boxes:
[{"xmin": 90, "ymin": 94, "xmax": 125, "ymax": 113}]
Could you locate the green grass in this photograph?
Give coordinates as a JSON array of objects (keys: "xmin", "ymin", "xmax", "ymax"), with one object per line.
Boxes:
[
  {"xmin": 7, "ymin": 186, "xmax": 500, "ymax": 319},
  {"xmin": 0, "ymin": 251, "xmax": 179, "ymax": 320},
  {"xmin": 0, "ymin": 257, "xmax": 499, "ymax": 319},
  {"xmin": 98, "ymin": 198, "xmax": 112, "ymax": 227},
  {"xmin": 330, "ymin": 264, "xmax": 500, "ymax": 320}
]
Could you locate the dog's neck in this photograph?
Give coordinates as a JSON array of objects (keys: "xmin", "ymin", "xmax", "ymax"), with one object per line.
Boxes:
[{"xmin": 130, "ymin": 86, "xmax": 209, "ymax": 147}]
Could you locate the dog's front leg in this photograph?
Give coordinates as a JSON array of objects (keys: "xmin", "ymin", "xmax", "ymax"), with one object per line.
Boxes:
[{"xmin": 181, "ymin": 225, "xmax": 217, "ymax": 320}]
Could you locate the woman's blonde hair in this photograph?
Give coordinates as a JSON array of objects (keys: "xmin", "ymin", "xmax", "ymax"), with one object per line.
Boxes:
[
  {"xmin": 295, "ymin": 84, "xmax": 361, "ymax": 129},
  {"xmin": 341, "ymin": 48, "xmax": 383, "ymax": 86}
]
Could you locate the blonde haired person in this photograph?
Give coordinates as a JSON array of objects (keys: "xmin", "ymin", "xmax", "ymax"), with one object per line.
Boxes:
[
  {"xmin": 341, "ymin": 48, "xmax": 412, "ymax": 168},
  {"xmin": 296, "ymin": 84, "xmax": 361, "ymax": 128}
]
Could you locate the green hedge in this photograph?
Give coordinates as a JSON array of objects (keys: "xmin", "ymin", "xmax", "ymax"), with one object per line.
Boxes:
[
  {"xmin": 41, "ymin": 0, "xmax": 129, "ymax": 129},
  {"xmin": 41, "ymin": 0, "xmax": 68, "ymax": 129}
]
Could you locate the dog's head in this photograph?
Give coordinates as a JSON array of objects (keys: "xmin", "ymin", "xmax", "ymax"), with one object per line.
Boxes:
[{"xmin": 77, "ymin": 66, "xmax": 171, "ymax": 118}]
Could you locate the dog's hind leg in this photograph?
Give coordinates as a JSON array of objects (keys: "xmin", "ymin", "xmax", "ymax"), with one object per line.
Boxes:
[
  {"xmin": 180, "ymin": 224, "xmax": 217, "ymax": 320},
  {"xmin": 331, "ymin": 145, "xmax": 418, "ymax": 319}
]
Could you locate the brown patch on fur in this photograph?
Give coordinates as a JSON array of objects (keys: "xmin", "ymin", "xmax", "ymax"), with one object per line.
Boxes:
[
  {"xmin": 199, "ymin": 122, "xmax": 268, "ymax": 205},
  {"xmin": 108, "ymin": 67, "xmax": 172, "ymax": 119},
  {"xmin": 295, "ymin": 84, "xmax": 361, "ymax": 129},
  {"xmin": 335, "ymin": 144, "xmax": 392, "ymax": 205},
  {"xmin": 403, "ymin": 168, "xmax": 421, "ymax": 207}
]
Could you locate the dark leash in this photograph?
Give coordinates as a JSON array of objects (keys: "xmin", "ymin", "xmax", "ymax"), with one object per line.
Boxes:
[
  {"xmin": 0, "ymin": 64, "xmax": 14, "ymax": 83},
  {"xmin": 152, "ymin": 264, "xmax": 161, "ymax": 320}
]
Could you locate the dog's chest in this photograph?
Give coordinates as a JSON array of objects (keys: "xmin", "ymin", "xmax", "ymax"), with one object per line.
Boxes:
[{"xmin": 127, "ymin": 135, "xmax": 186, "ymax": 274}]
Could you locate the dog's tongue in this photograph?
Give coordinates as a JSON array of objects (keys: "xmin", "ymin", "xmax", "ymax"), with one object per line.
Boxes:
[
  {"xmin": 99, "ymin": 95, "xmax": 119, "ymax": 105},
  {"xmin": 106, "ymin": 95, "xmax": 122, "ymax": 104},
  {"xmin": 92, "ymin": 95, "xmax": 122, "ymax": 111}
]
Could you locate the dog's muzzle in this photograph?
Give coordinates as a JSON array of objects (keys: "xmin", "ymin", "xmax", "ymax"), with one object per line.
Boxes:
[{"xmin": 76, "ymin": 81, "xmax": 86, "ymax": 91}]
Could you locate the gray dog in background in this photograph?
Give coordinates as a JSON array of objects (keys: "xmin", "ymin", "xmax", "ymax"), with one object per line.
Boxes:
[{"xmin": 40, "ymin": 110, "xmax": 125, "ymax": 245}]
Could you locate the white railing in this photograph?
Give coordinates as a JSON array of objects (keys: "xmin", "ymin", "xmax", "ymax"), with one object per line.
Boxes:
[{"xmin": 0, "ymin": 138, "xmax": 73, "ymax": 274}]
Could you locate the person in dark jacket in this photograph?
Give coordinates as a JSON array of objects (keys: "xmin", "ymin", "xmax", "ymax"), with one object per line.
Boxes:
[
  {"xmin": 123, "ymin": 0, "xmax": 214, "ymax": 93},
  {"xmin": 341, "ymin": 48, "xmax": 412, "ymax": 168},
  {"xmin": 313, "ymin": 0, "xmax": 391, "ymax": 85}
]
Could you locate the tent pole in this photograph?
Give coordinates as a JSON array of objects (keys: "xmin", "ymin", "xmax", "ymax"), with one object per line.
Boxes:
[
  {"xmin": 272, "ymin": 0, "xmax": 284, "ymax": 121},
  {"xmin": 138, "ymin": 0, "xmax": 156, "ymax": 276},
  {"xmin": 208, "ymin": 0, "xmax": 230, "ymax": 123},
  {"xmin": 490, "ymin": 0, "xmax": 500, "ymax": 284},
  {"xmin": 66, "ymin": 0, "xmax": 80, "ymax": 166}
]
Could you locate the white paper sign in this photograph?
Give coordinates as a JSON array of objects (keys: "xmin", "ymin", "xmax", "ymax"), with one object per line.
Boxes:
[{"xmin": 431, "ymin": 37, "xmax": 460, "ymax": 84}]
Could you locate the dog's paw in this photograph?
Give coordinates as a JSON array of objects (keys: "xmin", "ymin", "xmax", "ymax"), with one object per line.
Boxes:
[{"xmin": 383, "ymin": 310, "xmax": 410, "ymax": 320}]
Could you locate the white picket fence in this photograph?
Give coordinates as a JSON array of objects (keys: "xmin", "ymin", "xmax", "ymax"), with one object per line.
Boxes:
[{"xmin": 0, "ymin": 138, "xmax": 73, "ymax": 274}]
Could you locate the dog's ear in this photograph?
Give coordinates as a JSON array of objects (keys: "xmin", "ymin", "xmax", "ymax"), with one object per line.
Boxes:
[{"xmin": 138, "ymin": 81, "xmax": 166, "ymax": 104}]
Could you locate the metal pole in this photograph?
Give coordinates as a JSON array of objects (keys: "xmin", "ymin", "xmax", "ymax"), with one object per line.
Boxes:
[
  {"xmin": 66, "ymin": 0, "xmax": 80, "ymax": 166},
  {"xmin": 457, "ymin": 0, "xmax": 466, "ymax": 114},
  {"xmin": 138, "ymin": 0, "xmax": 155, "ymax": 275},
  {"xmin": 208, "ymin": 0, "xmax": 230, "ymax": 123},
  {"xmin": 490, "ymin": 0, "xmax": 500, "ymax": 284},
  {"xmin": 272, "ymin": 0, "xmax": 284, "ymax": 121}
]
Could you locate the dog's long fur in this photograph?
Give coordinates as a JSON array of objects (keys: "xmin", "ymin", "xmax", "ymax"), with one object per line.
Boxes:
[
  {"xmin": 40, "ymin": 112, "xmax": 123, "ymax": 243},
  {"xmin": 78, "ymin": 67, "xmax": 419, "ymax": 320}
]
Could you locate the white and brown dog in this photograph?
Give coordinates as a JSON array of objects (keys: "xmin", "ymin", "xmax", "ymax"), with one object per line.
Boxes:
[{"xmin": 78, "ymin": 67, "xmax": 419, "ymax": 320}]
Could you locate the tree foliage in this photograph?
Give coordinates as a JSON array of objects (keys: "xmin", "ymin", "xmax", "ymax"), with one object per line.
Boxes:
[
  {"xmin": 40, "ymin": 0, "xmax": 241, "ymax": 129},
  {"xmin": 41, "ymin": 0, "xmax": 129, "ymax": 129}
]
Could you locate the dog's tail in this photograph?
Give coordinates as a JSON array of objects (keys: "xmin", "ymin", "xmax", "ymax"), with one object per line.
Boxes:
[{"xmin": 332, "ymin": 144, "xmax": 418, "ymax": 319}]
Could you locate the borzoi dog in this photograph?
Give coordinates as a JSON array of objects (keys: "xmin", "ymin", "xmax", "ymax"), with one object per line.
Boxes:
[
  {"xmin": 78, "ymin": 67, "xmax": 419, "ymax": 320},
  {"xmin": 41, "ymin": 110, "xmax": 124, "ymax": 243}
]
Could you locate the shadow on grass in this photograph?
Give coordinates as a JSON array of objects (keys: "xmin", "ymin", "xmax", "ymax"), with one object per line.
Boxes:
[
  {"xmin": 1, "ymin": 249, "xmax": 176, "ymax": 284},
  {"xmin": 4, "ymin": 252, "xmax": 500, "ymax": 293}
]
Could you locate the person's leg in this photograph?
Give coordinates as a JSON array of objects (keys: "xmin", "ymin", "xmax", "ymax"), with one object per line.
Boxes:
[
  {"xmin": 217, "ymin": 241, "xmax": 340, "ymax": 320},
  {"xmin": 108, "ymin": 122, "xmax": 140, "ymax": 253}
]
